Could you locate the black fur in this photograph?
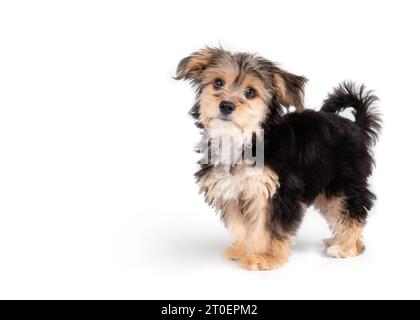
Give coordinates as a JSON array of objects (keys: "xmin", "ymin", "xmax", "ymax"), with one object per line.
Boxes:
[
  {"xmin": 321, "ymin": 81, "xmax": 381, "ymax": 147},
  {"xmin": 263, "ymin": 81, "xmax": 381, "ymax": 237}
]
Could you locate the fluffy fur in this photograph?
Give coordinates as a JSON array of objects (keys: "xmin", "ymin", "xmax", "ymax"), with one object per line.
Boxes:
[{"xmin": 176, "ymin": 47, "xmax": 381, "ymax": 270}]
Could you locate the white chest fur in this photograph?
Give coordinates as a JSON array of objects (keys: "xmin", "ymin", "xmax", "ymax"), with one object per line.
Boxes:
[{"xmin": 198, "ymin": 164, "xmax": 279, "ymax": 212}]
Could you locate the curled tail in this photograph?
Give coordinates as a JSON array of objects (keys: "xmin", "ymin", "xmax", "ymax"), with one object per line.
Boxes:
[{"xmin": 321, "ymin": 81, "xmax": 382, "ymax": 147}]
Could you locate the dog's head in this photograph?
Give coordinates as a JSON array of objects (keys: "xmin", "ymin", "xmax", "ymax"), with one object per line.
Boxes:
[{"xmin": 175, "ymin": 47, "xmax": 307, "ymax": 134}]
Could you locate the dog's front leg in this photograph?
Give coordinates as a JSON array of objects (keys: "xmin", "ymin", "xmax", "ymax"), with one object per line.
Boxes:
[
  {"xmin": 222, "ymin": 200, "xmax": 291, "ymax": 269},
  {"xmin": 239, "ymin": 217, "xmax": 292, "ymax": 271},
  {"xmin": 222, "ymin": 200, "xmax": 247, "ymax": 261},
  {"xmin": 238, "ymin": 193, "xmax": 305, "ymax": 271},
  {"xmin": 235, "ymin": 196, "xmax": 291, "ymax": 271}
]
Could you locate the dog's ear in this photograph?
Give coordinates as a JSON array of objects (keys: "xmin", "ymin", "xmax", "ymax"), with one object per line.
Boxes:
[
  {"xmin": 273, "ymin": 68, "xmax": 307, "ymax": 112},
  {"xmin": 175, "ymin": 47, "xmax": 217, "ymax": 83}
]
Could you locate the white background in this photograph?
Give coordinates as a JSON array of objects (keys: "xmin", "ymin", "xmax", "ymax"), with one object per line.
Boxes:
[{"xmin": 0, "ymin": 0, "xmax": 419, "ymax": 300}]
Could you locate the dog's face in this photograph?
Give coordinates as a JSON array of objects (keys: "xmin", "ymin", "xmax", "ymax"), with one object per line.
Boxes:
[{"xmin": 176, "ymin": 47, "xmax": 307, "ymax": 134}]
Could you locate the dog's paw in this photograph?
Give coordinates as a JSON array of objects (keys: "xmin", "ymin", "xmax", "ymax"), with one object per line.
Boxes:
[
  {"xmin": 323, "ymin": 237, "xmax": 336, "ymax": 248},
  {"xmin": 239, "ymin": 254, "xmax": 285, "ymax": 271},
  {"xmin": 223, "ymin": 246, "xmax": 245, "ymax": 261},
  {"xmin": 326, "ymin": 240, "xmax": 365, "ymax": 258}
]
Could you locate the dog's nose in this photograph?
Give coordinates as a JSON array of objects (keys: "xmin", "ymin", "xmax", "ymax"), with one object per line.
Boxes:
[{"xmin": 219, "ymin": 101, "xmax": 236, "ymax": 115}]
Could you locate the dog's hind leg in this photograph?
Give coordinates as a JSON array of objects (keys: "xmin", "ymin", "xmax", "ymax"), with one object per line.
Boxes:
[{"xmin": 315, "ymin": 193, "xmax": 368, "ymax": 258}]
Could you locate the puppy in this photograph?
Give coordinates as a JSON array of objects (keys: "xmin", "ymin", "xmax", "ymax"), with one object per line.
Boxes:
[{"xmin": 175, "ymin": 47, "xmax": 381, "ymax": 270}]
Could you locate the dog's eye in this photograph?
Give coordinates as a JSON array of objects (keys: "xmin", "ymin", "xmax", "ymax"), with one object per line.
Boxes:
[
  {"xmin": 245, "ymin": 88, "xmax": 256, "ymax": 99},
  {"xmin": 214, "ymin": 79, "xmax": 224, "ymax": 89}
]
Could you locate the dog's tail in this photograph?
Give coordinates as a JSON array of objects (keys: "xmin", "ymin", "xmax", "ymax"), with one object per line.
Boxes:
[{"xmin": 321, "ymin": 81, "xmax": 382, "ymax": 147}]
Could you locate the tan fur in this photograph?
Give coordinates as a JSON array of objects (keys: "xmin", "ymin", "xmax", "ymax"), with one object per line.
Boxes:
[
  {"xmin": 273, "ymin": 74, "xmax": 289, "ymax": 105},
  {"xmin": 199, "ymin": 165, "xmax": 279, "ymax": 213},
  {"xmin": 240, "ymin": 234, "xmax": 292, "ymax": 270},
  {"xmin": 176, "ymin": 47, "xmax": 307, "ymax": 131},
  {"xmin": 223, "ymin": 245, "xmax": 245, "ymax": 261},
  {"xmin": 176, "ymin": 48, "xmax": 215, "ymax": 79},
  {"xmin": 200, "ymin": 164, "xmax": 294, "ymax": 270},
  {"xmin": 273, "ymin": 73, "xmax": 306, "ymax": 112},
  {"xmin": 227, "ymin": 203, "xmax": 292, "ymax": 270},
  {"xmin": 240, "ymin": 251, "xmax": 289, "ymax": 271},
  {"xmin": 314, "ymin": 194, "xmax": 365, "ymax": 258},
  {"xmin": 223, "ymin": 200, "xmax": 247, "ymax": 247},
  {"xmin": 199, "ymin": 64, "xmax": 271, "ymax": 133}
]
